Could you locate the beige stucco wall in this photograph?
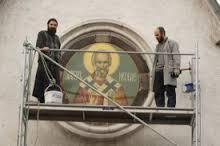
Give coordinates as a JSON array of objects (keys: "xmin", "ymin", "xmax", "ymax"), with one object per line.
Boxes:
[{"xmin": 0, "ymin": 0, "xmax": 220, "ymax": 145}]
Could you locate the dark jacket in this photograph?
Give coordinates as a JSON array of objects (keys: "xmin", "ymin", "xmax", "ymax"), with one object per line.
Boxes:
[
  {"xmin": 36, "ymin": 30, "xmax": 61, "ymax": 63},
  {"xmin": 32, "ymin": 30, "xmax": 61, "ymax": 101}
]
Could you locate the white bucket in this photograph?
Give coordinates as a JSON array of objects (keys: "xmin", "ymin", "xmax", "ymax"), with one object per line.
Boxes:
[{"xmin": 44, "ymin": 84, "xmax": 63, "ymax": 104}]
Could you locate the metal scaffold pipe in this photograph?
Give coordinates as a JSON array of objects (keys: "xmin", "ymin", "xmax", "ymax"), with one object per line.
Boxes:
[
  {"xmin": 26, "ymin": 48, "xmax": 195, "ymax": 55},
  {"xmin": 195, "ymin": 42, "xmax": 201, "ymax": 146}
]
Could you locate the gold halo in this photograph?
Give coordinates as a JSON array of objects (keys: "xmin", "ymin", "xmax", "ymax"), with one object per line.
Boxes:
[{"xmin": 83, "ymin": 43, "xmax": 120, "ymax": 75}]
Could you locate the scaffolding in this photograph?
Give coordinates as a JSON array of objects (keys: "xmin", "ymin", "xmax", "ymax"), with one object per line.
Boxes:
[{"xmin": 17, "ymin": 40, "xmax": 201, "ymax": 146}]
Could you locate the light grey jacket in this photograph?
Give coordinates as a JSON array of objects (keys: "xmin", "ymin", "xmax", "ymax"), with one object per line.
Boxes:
[{"xmin": 153, "ymin": 38, "xmax": 181, "ymax": 86}]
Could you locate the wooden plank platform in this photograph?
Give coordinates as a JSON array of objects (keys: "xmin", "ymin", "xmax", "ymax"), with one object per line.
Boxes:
[{"xmin": 25, "ymin": 103, "xmax": 195, "ymax": 125}]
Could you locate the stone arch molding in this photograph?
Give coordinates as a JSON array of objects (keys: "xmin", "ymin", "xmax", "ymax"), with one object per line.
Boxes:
[{"xmin": 58, "ymin": 19, "xmax": 154, "ymax": 140}]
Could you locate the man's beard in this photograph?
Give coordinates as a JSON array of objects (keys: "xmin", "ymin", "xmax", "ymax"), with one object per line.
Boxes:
[
  {"xmin": 157, "ymin": 36, "xmax": 164, "ymax": 43},
  {"xmin": 48, "ymin": 27, "xmax": 56, "ymax": 35},
  {"xmin": 95, "ymin": 68, "xmax": 108, "ymax": 78}
]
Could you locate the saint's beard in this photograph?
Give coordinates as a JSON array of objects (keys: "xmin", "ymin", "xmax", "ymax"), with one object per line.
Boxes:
[{"xmin": 95, "ymin": 67, "xmax": 109, "ymax": 78}]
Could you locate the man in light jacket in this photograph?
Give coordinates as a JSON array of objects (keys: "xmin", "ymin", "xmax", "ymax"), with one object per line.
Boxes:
[{"xmin": 153, "ymin": 26, "xmax": 181, "ymax": 107}]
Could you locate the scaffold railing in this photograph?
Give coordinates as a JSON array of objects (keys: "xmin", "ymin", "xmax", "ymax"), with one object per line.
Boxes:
[{"xmin": 17, "ymin": 40, "xmax": 201, "ymax": 146}]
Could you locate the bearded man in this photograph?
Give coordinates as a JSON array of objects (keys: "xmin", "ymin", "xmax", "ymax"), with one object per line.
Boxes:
[{"xmin": 32, "ymin": 18, "xmax": 61, "ymax": 103}]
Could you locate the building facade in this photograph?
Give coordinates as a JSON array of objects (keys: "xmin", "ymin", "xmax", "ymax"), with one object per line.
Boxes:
[{"xmin": 0, "ymin": 0, "xmax": 220, "ymax": 145}]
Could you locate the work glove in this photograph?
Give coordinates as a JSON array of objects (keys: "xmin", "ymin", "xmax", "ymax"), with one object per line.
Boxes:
[{"xmin": 171, "ymin": 68, "xmax": 181, "ymax": 78}]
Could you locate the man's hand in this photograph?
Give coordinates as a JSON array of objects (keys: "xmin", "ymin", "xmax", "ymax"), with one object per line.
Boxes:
[
  {"xmin": 171, "ymin": 68, "xmax": 181, "ymax": 78},
  {"xmin": 173, "ymin": 68, "xmax": 180, "ymax": 76},
  {"xmin": 40, "ymin": 47, "xmax": 49, "ymax": 52}
]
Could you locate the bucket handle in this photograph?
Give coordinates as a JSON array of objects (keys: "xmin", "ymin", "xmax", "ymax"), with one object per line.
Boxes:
[{"xmin": 44, "ymin": 84, "xmax": 63, "ymax": 93}]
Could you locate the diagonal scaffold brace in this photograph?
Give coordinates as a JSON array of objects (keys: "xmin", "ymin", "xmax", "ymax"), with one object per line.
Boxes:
[{"xmin": 23, "ymin": 40, "xmax": 178, "ymax": 146}]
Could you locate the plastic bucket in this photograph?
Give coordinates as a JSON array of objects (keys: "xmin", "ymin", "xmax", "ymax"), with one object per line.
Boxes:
[
  {"xmin": 44, "ymin": 84, "xmax": 63, "ymax": 104},
  {"xmin": 183, "ymin": 83, "xmax": 195, "ymax": 93}
]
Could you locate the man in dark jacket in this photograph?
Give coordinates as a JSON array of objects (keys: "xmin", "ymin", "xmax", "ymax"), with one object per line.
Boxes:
[
  {"xmin": 32, "ymin": 18, "xmax": 61, "ymax": 103},
  {"xmin": 153, "ymin": 26, "xmax": 181, "ymax": 107}
]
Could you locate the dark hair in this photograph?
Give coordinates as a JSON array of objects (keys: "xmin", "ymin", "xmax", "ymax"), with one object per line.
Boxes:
[
  {"xmin": 157, "ymin": 26, "xmax": 166, "ymax": 36},
  {"xmin": 47, "ymin": 18, "xmax": 58, "ymax": 25}
]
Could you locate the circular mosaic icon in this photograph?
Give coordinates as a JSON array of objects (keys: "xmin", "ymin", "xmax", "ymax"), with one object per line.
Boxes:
[{"xmin": 59, "ymin": 20, "xmax": 154, "ymax": 140}]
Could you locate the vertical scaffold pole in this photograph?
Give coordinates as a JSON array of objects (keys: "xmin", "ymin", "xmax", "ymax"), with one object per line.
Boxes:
[
  {"xmin": 17, "ymin": 45, "xmax": 31, "ymax": 146},
  {"xmin": 192, "ymin": 42, "xmax": 201, "ymax": 146},
  {"xmin": 17, "ymin": 47, "xmax": 27, "ymax": 146}
]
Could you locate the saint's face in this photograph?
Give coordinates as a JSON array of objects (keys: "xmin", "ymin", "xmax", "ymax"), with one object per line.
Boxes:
[{"xmin": 94, "ymin": 53, "xmax": 111, "ymax": 78}]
